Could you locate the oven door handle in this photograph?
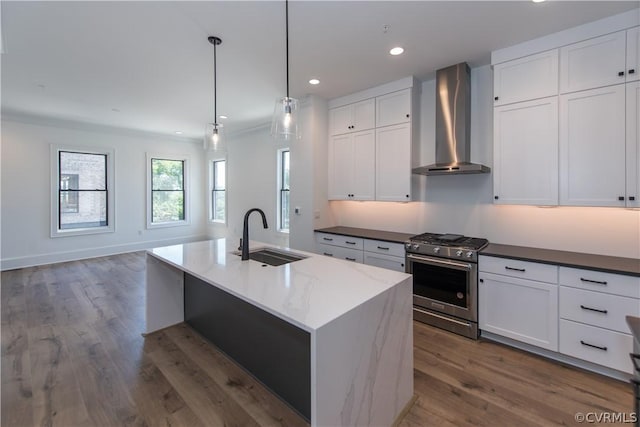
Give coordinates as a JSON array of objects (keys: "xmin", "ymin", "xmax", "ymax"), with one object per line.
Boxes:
[{"xmin": 406, "ymin": 253, "xmax": 473, "ymax": 271}]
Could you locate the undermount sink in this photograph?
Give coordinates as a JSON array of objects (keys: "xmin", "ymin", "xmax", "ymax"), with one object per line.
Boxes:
[{"xmin": 234, "ymin": 248, "xmax": 307, "ymax": 266}]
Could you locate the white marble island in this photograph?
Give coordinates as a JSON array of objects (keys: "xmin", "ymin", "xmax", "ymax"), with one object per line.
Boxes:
[{"xmin": 146, "ymin": 238, "xmax": 413, "ymax": 427}]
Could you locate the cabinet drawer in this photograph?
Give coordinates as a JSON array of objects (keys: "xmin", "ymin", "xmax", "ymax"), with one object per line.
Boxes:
[
  {"xmin": 316, "ymin": 243, "xmax": 363, "ymax": 263},
  {"xmin": 315, "ymin": 233, "xmax": 364, "ymax": 250},
  {"xmin": 559, "ymin": 286, "xmax": 640, "ymax": 333},
  {"xmin": 479, "ymin": 256, "xmax": 558, "ymax": 283},
  {"xmin": 559, "ymin": 267, "xmax": 640, "ymax": 298},
  {"xmin": 559, "ymin": 319, "xmax": 634, "ymax": 374},
  {"xmin": 363, "ymin": 252, "xmax": 406, "ymax": 272},
  {"xmin": 363, "ymin": 239, "xmax": 405, "ymax": 258}
]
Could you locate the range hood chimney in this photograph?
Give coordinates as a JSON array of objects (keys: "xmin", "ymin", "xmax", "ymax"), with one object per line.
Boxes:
[{"xmin": 413, "ymin": 62, "xmax": 490, "ymax": 176}]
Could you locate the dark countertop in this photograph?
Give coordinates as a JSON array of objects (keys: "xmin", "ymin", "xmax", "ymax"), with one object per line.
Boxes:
[
  {"xmin": 481, "ymin": 243, "xmax": 640, "ymax": 277},
  {"xmin": 314, "ymin": 226, "xmax": 414, "ymax": 244}
]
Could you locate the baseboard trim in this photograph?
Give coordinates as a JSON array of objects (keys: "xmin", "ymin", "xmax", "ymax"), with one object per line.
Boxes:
[{"xmin": 1, "ymin": 234, "xmax": 210, "ymax": 271}]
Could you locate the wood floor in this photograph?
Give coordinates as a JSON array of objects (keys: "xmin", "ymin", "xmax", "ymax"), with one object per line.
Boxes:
[{"xmin": 1, "ymin": 252, "xmax": 634, "ymax": 426}]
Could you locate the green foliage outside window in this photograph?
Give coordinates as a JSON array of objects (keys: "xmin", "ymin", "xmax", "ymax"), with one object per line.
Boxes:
[{"xmin": 152, "ymin": 159, "xmax": 185, "ymax": 223}]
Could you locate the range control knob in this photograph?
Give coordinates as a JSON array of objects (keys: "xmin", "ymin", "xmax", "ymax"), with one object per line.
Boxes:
[
  {"xmin": 466, "ymin": 251, "xmax": 474, "ymax": 258},
  {"xmin": 433, "ymin": 247, "xmax": 441, "ymax": 254},
  {"xmin": 456, "ymin": 250, "xmax": 463, "ymax": 257},
  {"xmin": 405, "ymin": 242, "xmax": 412, "ymax": 249},
  {"xmin": 412, "ymin": 243, "xmax": 420, "ymax": 250}
]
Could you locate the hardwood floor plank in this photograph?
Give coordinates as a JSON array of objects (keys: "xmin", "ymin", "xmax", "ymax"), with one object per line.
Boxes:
[
  {"xmin": 146, "ymin": 330, "xmax": 262, "ymax": 427},
  {"xmin": 27, "ymin": 324, "xmax": 91, "ymax": 427},
  {"xmin": 60, "ymin": 321, "xmax": 142, "ymax": 427}
]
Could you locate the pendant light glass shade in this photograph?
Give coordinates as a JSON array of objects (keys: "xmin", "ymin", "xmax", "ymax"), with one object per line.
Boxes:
[
  {"xmin": 271, "ymin": 96, "xmax": 300, "ymax": 141},
  {"xmin": 204, "ymin": 36, "xmax": 224, "ymax": 151},
  {"xmin": 204, "ymin": 122, "xmax": 225, "ymax": 151},
  {"xmin": 271, "ymin": 0, "xmax": 301, "ymax": 141}
]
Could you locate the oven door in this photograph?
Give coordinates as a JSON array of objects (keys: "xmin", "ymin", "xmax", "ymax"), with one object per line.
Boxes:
[{"xmin": 406, "ymin": 253, "xmax": 477, "ymax": 322}]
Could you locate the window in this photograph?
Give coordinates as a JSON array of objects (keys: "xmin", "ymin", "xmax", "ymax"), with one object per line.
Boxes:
[
  {"xmin": 50, "ymin": 146, "xmax": 115, "ymax": 237},
  {"xmin": 147, "ymin": 154, "xmax": 189, "ymax": 228},
  {"xmin": 211, "ymin": 159, "xmax": 226, "ymax": 223},
  {"xmin": 277, "ymin": 149, "xmax": 290, "ymax": 232}
]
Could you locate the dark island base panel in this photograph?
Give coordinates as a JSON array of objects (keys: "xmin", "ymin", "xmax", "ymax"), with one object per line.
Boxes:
[{"xmin": 184, "ymin": 273, "xmax": 311, "ymax": 421}]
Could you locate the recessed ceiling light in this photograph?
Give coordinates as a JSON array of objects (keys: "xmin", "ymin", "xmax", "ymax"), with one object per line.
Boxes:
[
  {"xmin": 219, "ymin": 115, "xmax": 228, "ymax": 120},
  {"xmin": 389, "ymin": 47, "xmax": 404, "ymax": 56},
  {"xmin": 309, "ymin": 79, "xmax": 320, "ymax": 85},
  {"xmin": 532, "ymin": 0, "xmax": 545, "ymax": 3},
  {"xmin": 175, "ymin": 131, "xmax": 183, "ymax": 135}
]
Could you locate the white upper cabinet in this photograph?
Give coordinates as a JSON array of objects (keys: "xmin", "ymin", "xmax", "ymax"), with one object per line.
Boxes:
[
  {"xmin": 559, "ymin": 84, "xmax": 626, "ymax": 207},
  {"xmin": 329, "ymin": 98, "xmax": 375, "ymax": 136},
  {"xmin": 627, "ymin": 81, "xmax": 640, "ymax": 207},
  {"xmin": 627, "ymin": 27, "xmax": 639, "ymax": 83},
  {"xmin": 493, "ymin": 50, "xmax": 559, "ymax": 106},
  {"xmin": 559, "ymin": 31, "xmax": 627, "ymax": 93},
  {"xmin": 375, "ymin": 123, "xmax": 412, "ymax": 202},
  {"xmin": 375, "ymin": 89, "xmax": 411, "ymax": 127},
  {"xmin": 328, "ymin": 130, "xmax": 375, "ymax": 201},
  {"xmin": 328, "ymin": 79, "xmax": 416, "ymax": 202},
  {"xmin": 493, "ymin": 97, "xmax": 558, "ymax": 205}
]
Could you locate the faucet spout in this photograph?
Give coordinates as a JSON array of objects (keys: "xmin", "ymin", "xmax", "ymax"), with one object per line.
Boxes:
[{"xmin": 242, "ymin": 208, "xmax": 269, "ymax": 260}]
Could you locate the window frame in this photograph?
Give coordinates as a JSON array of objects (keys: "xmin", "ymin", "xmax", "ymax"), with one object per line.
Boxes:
[
  {"xmin": 277, "ymin": 148, "xmax": 290, "ymax": 233},
  {"xmin": 146, "ymin": 153, "xmax": 190, "ymax": 229},
  {"xmin": 50, "ymin": 144, "xmax": 115, "ymax": 238},
  {"xmin": 209, "ymin": 158, "xmax": 227, "ymax": 224}
]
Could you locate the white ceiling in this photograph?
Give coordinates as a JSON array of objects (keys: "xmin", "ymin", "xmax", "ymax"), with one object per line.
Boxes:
[{"xmin": 2, "ymin": 1, "xmax": 638, "ymax": 140}]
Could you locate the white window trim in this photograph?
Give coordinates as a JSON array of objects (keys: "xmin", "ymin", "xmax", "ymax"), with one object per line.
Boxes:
[
  {"xmin": 276, "ymin": 147, "xmax": 290, "ymax": 234},
  {"xmin": 209, "ymin": 157, "xmax": 227, "ymax": 225},
  {"xmin": 50, "ymin": 144, "xmax": 116, "ymax": 238},
  {"xmin": 146, "ymin": 152, "xmax": 191, "ymax": 229}
]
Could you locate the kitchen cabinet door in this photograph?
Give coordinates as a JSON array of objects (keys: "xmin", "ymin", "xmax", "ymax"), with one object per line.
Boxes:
[
  {"xmin": 493, "ymin": 50, "xmax": 559, "ymax": 106},
  {"xmin": 375, "ymin": 123, "xmax": 411, "ymax": 201},
  {"xmin": 328, "ymin": 131, "xmax": 375, "ymax": 200},
  {"xmin": 329, "ymin": 99, "xmax": 375, "ymax": 136},
  {"xmin": 559, "ymin": 31, "xmax": 627, "ymax": 94},
  {"xmin": 493, "ymin": 97, "xmax": 558, "ymax": 205},
  {"xmin": 479, "ymin": 272, "xmax": 558, "ymax": 351},
  {"xmin": 626, "ymin": 27, "xmax": 639, "ymax": 83},
  {"xmin": 376, "ymin": 89, "xmax": 411, "ymax": 128},
  {"xmin": 627, "ymin": 81, "xmax": 640, "ymax": 207},
  {"xmin": 559, "ymin": 85, "xmax": 626, "ymax": 207}
]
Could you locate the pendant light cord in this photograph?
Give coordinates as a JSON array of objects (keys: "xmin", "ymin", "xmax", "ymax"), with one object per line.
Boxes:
[
  {"xmin": 285, "ymin": 0, "xmax": 289, "ymax": 99},
  {"xmin": 213, "ymin": 40, "xmax": 217, "ymax": 123}
]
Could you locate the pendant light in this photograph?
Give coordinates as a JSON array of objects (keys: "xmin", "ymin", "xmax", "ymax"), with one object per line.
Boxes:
[
  {"xmin": 204, "ymin": 36, "xmax": 224, "ymax": 151},
  {"xmin": 271, "ymin": 0, "xmax": 300, "ymax": 141}
]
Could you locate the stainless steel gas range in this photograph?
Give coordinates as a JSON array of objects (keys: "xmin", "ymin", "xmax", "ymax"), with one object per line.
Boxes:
[{"xmin": 405, "ymin": 233, "xmax": 488, "ymax": 339}]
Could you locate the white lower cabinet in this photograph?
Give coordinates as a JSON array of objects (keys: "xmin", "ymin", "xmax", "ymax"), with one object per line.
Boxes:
[
  {"xmin": 558, "ymin": 266, "xmax": 639, "ymax": 374},
  {"xmin": 363, "ymin": 252, "xmax": 405, "ymax": 272},
  {"xmin": 315, "ymin": 232, "xmax": 405, "ymax": 271},
  {"xmin": 479, "ymin": 270, "xmax": 558, "ymax": 351},
  {"xmin": 480, "ymin": 254, "xmax": 639, "ymax": 375}
]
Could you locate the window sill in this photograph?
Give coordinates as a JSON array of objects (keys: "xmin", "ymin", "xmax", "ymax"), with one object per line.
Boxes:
[
  {"xmin": 147, "ymin": 220, "xmax": 190, "ymax": 230},
  {"xmin": 51, "ymin": 226, "xmax": 115, "ymax": 238},
  {"xmin": 208, "ymin": 219, "xmax": 227, "ymax": 226}
]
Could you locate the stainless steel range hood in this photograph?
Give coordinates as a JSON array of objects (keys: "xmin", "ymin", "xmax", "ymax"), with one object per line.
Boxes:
[{"xmin": 413, "ymin": 62, "xmax": 490, "ymax": 176}]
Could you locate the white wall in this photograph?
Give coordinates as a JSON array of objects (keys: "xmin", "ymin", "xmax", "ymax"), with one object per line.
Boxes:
[
  {"xmin": 329, "ymin": 65, "xmax": 640, "ymax": 259},
  {"xmin": 205, "ymin": 124, "xmax": 289, "ymax": 249},
  {"xmin": 289, "ymin": 95, "xmax": 332, "ymax": 253},
  {"xmin": 1, "ymin": 116, "xmax": 208, "ymax": 269},
  {"xmin": 205, "ymin": 95, "xmax": 332, "ymax": 253}
]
